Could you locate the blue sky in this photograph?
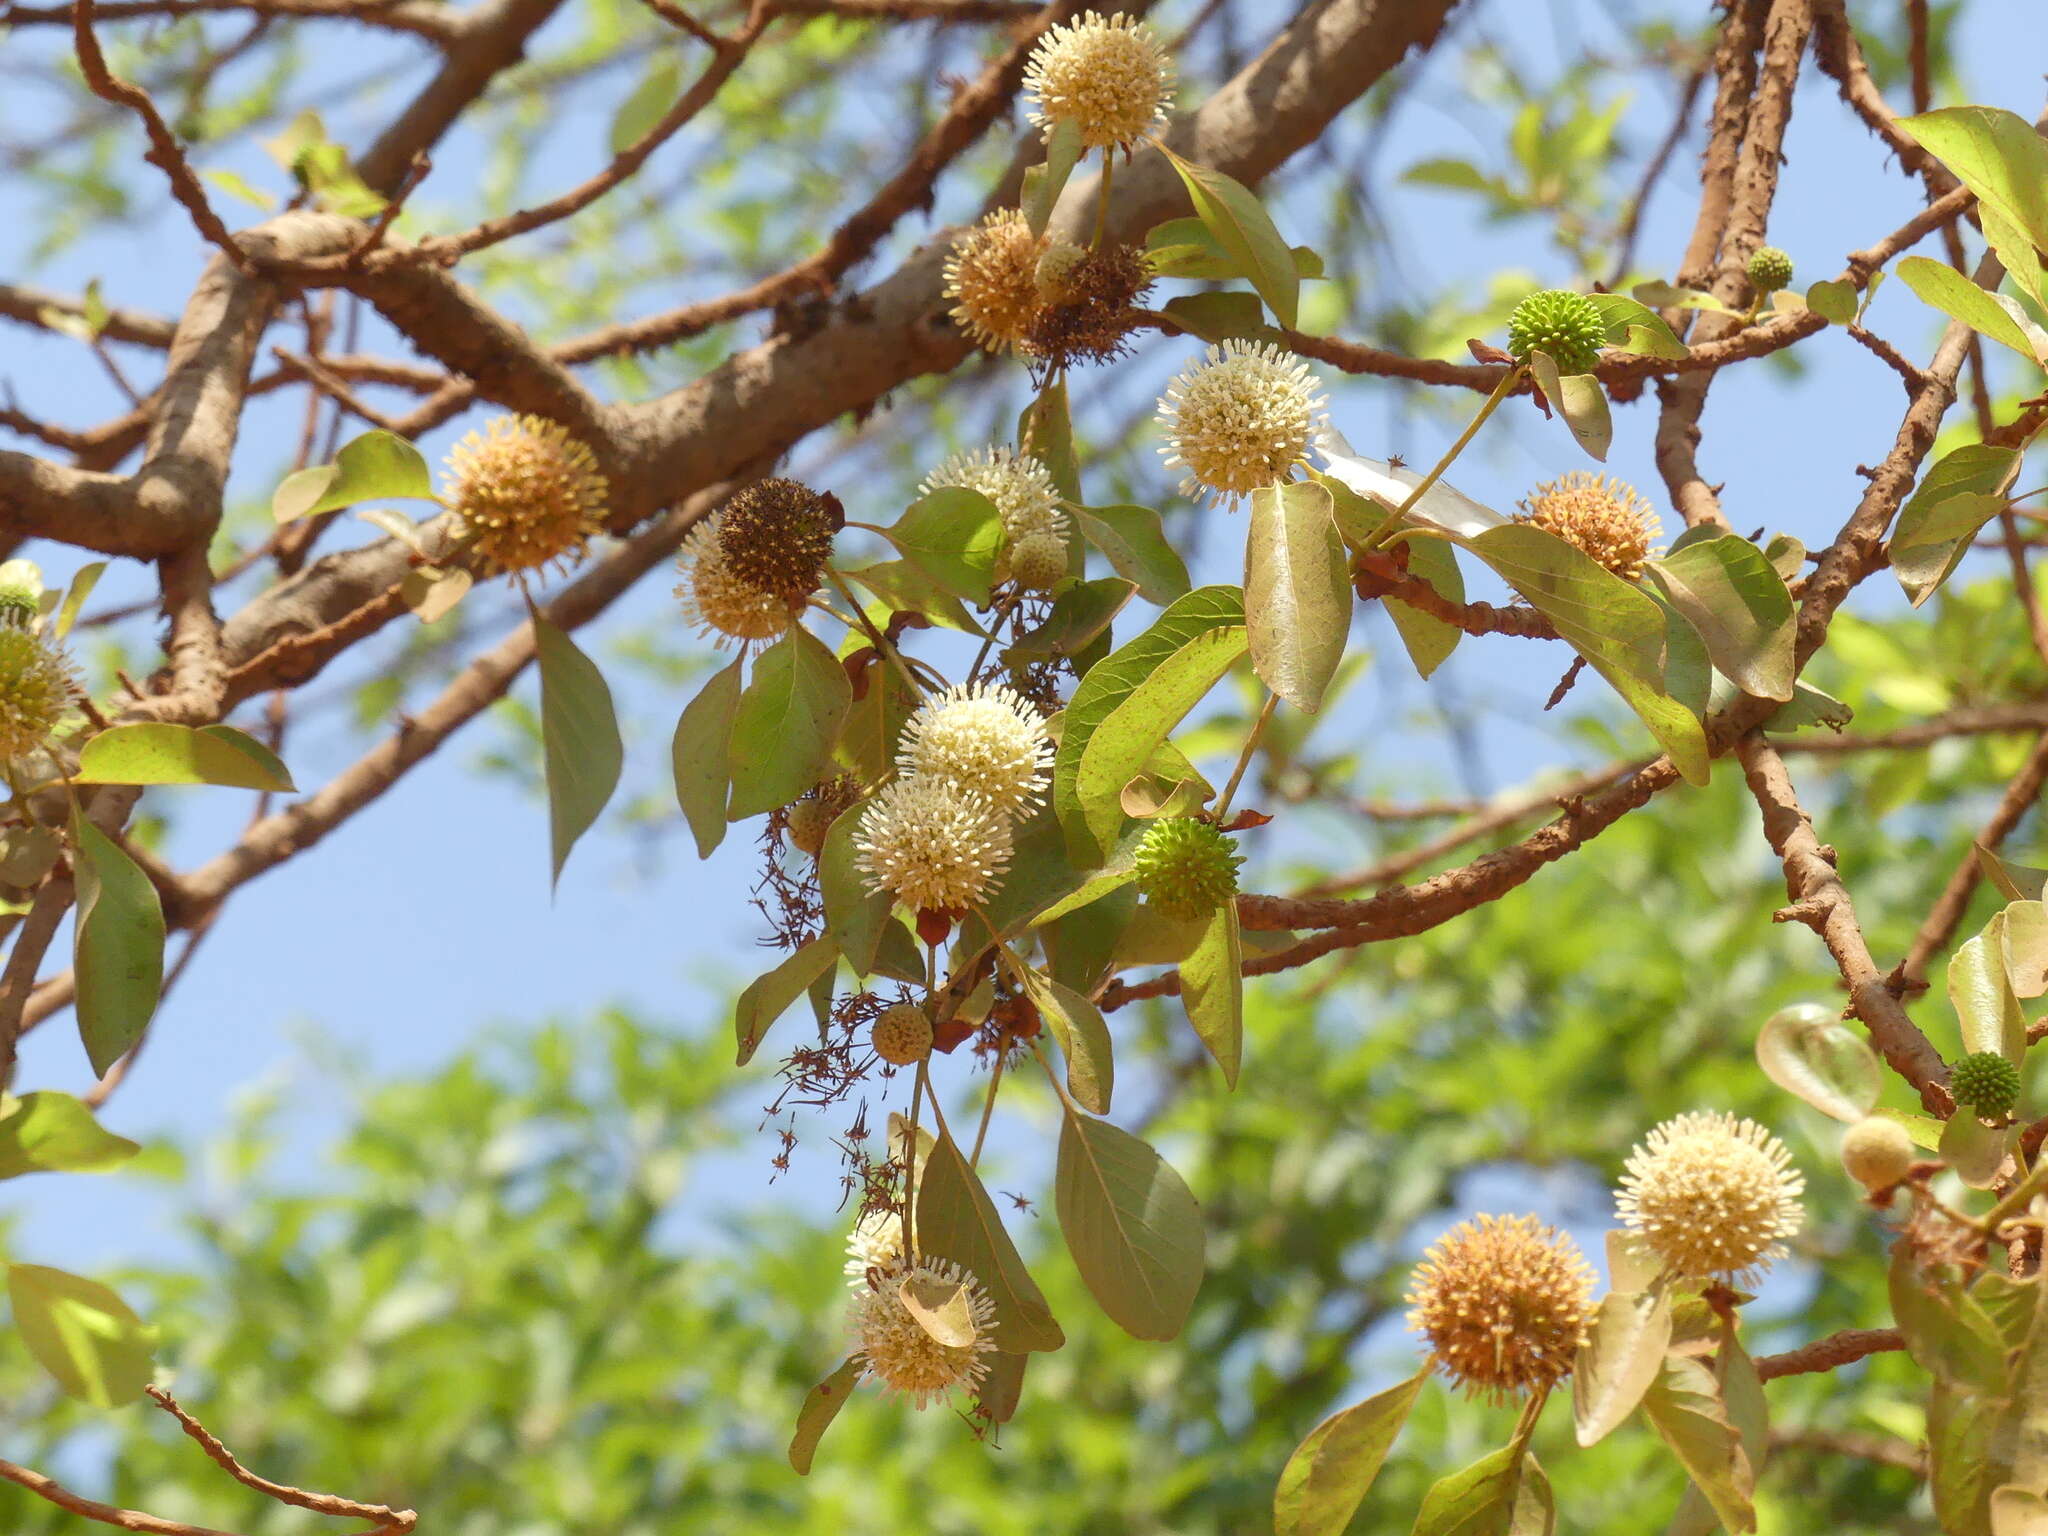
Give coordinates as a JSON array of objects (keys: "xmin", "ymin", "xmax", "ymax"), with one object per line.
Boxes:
[{"xmin": 1, "ymin": 0, "xmax": 2042, "ymax": 1296}]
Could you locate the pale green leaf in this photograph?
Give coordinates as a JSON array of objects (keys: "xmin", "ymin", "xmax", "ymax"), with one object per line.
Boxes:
[
  {"xmin": 535, "ymin": 617, "xmax": 623, "ymax": 887},
  {"xmin": 1900, "ymin": 107, "xmax": 2048, "ymax": 254},
  {"xmin": 9, "ymin": 1263, "xmax": 153, "ymax": 1407},
  {"xmin": 1245, "ymin": 481, "xmax": 1351, "ymax": 712},
  {"xmin": 1017, "ymin": 967, "xmax": 1113, "ymax": 1114},
  {"xmin": 70, "ymin": 811, "xmax": 163, "ymax": 1077},
  {"xmin": 1753, "ymin": 1002, "xmax": 1882, "ymax": 1122},
  {"xmin": 1274, "ymin": 1365, "xmax": 1429, "ymax": 1536},
  {"xmin": 1159, "ymin": 145, "xmax": 1299, "ymax": 328},
  {"xmin": 733, "ymin": 937, "xmax": 837, "ymax": 1066},
  {"xmin": 1952, "ymin": 927, "xmax": 2026, "ymax": 1062},
  {"xmin": 1573, "ymin": 1282, "xmax": 1673, "ymax": 1446},
  {"xmin": 1025, "ymin": 119, "xmax": 1084, "ymax": 237},
  {"xmin": 1179, "ymin": 899, "xmax": 1242, "ymax": 1088},
  {"xmin": 1805, "ymin": 280, "xmax": 1857, "ymax": 325},
  {"xmin": 1898, "ymin": 255, "xmax": 2047, "ymax": 365},
  {"xmin": 1642, "ymin": 1355, "xmax": 1755, "ymax": 1534},
  {"xmin": 1385, "ymin": 534, "xmax": 1464, "ymax": 679},
  {"xmin": 610, "ymin": 55, "xmax": 680, "ymax": 155},
  {"xmin": 884, "ymin": 488, "xmax": 1003, "ymax": 606},
  {"xmin": 0, "ymin": 1092, "xmax": 139, "ymax": 1179},
  {"xmin": 787, "ymin": 1356, "xmax": 862, "ymax": 1475},
  {"xmin": 75, "ymin": 722, "xmax": 294, "ymax": 792},
  {"xmin": 727, "ymin": 629, "xmax": 851, "ymax": 821},
  {"xmin": 671, "ymin": 658, "xmax": 741, "ymax": 858},
  {"xmin": 272, "ymin": 429, "xmax": 431, "ymax": 522},
  {"xmin": 53, "ymin": 562, "xmax": 105, "ymax": 641},
  {"xmin": 1055, "ymin": 1111, "xmax": 1203, "ymax": 1341},
  {"xmin": 1644, "ymin": 537, "xmax": 1795, "ymax": 701},
  {"xmin": 1585, "ymin": 293, "xmax": 1688, "ymax": 358},
  {"xmin": 1074, "ymin": 504, "xmax": 1191, "ymax": 605}
]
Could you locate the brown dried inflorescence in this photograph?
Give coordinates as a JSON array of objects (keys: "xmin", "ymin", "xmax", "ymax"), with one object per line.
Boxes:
[
  {"xmin": 1515, "ymin": 472, "xmax": 1661, "ymax": 581},
  {"xmin": 1405, "ymin": 1213, "xmax": 1594, "ymax": 1402},
  {"xmin": 1023, "ymin": 242, "xmax": 1153, "ymax": 375},
  {"xmin": 716, "ymin": 477, "xmax": 840, "ymax": 605}
]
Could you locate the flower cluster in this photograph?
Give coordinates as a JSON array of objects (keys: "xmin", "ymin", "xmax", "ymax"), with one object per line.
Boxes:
[
  {"xmin": 1405, "ymin": 1214, "xmax": 1593, "ymax": 1401},
  {"xmin": 1023, "ymin": 11, "xmax": 1173, "ymax": 153},
  {"xmin": 1157, "ymin": 341, "xmax": 1327, "ymax": 506},
  {"xmin": 1617, "ymin": 1111, "xmax": 1805, "ymax": 1283},
  {"xmin": 849, "ymin": 1256, "xmax": 998, "ymax": 1409},
  {"xmin": 444, "ymin": 415, "xmax": 609, "ymax": 577}
]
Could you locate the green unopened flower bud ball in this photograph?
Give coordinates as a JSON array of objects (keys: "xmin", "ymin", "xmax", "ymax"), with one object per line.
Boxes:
[
  {"xmin": 1133, "ymin": 817, "xmax": 1242, "ymax": 922},
  {"xmin": 1506, "ymin": 289, "xmax": 1607, "ymax": 376},
  {"xmin": 1747, "ymin": 246, "xmax": 1794, "ymax": 295},
  {"xmin": 0, "ymin": 627, "xmax": 77, "ymax": 762},
  {"xmin": 1950, "ymin": 1050, "xmax": 2021, "ymax": 1116}
]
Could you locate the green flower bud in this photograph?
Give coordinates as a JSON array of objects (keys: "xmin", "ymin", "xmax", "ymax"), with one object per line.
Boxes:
[
  {"xmin": 1133, "ymin": 816, "xmax": 1242, "ymax": 923},
  {"xmin": 0, "ymin": 560, "xmax": 44, "ymax": 629},
  {"xmin": 1506, "ymin": 289, "xmax": 1607, "ymax": 376},
  {"xmin": 1950, "ymin": 1050, "xmax": 2021, "ymax": 1116},
  {"xmin": 1746, "ymin": 246, "xmax": 1794, "ymax": 295}
]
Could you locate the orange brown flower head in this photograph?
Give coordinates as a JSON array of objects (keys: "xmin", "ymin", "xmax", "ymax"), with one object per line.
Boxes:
[
  {"xmin": 1516, "ymin": 472, "xmax": 1661, "ymax": 581},
  {"xmin": 444, "ymin": 415, "xmax": 608, "ymax": 577},
  {"xmin": 1405, "ymin": 1213, "xmax": 1594, "ymax": 1402},
  {"xmin": 1024, "ymin": 241, "xmax": 1154, "ymax": 374},
  {"xmin": 944, "ymin": 210, "xmax": 1047, "ymax": 355},
  {"xmin": 674, "ymin": 513, "xmax": 798, "ymax": 651},
  {"xmin": 715, "ymin": 478, "xmax": 839, "ymax": 606}
]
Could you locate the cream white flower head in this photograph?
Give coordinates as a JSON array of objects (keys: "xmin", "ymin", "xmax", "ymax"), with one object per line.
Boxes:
[
  {"xmin": 1158, "ymin": 341, "xmax": 1327, "ymax": 506},
  {"xmin": 920, "ymin": 446, "xmax": 1068, "ymax": 585},
  {"xmin": 897, "ymin": 682, "xmax": 1052, "ymax": 820},
  {"xmin": 1617, "ymin": 1111, "xmax": 1805, "ymax": 1283},
  {"xmin": 843, "ymin": 1210, "xmax": 905, "ymax": 1288},
  {"xmin": 854, "ymin": 774, "xmax": 1013, "ymax": 913},
  {"xmin": 849, "ymin": 1256, "xmax": 998, "ymax": 1409},
  {"xmin": 1024, "ymin": 10, "xmax": 1174, "ymax": 152},
  {"xmin": 674, "ymin": 516, "xmax": 794, "ymax": 650}
]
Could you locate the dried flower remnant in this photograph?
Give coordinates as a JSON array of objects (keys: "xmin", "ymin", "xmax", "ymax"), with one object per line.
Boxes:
[
  {"xmin": 919, "ymin": 447, "xmax": 1068, "ymax": 586},
  {"xmin": 896, "ymin": 682, "xmax": 1052, "ymax": 820},
  {"xmin": 1157, "ymin": 341, "xmax": 1327, "ymax": 506},
  {"xmin": 1023, "ymin": 10, "xmax": 1174, "ymax": 152},
  {"xmin": 944, "ymin": 210, "xmax": 1045, "ymax": 355},
  {"xmin": 674, "ymin": 514, "xmax": 797, "ymax": 650},
  {"xmin": 715, "ymin": 478, "xmax": 839, "ymax": 605},
  {"xmin": 854, "ymin": 775, "xmax": 1012, "ymax": 914},
  {"xmin": 843, "ymin": 1209, "xmax": 905, "ymax": 1286},
  {"xmin": 1617, "ymin": 1111, "xmax": 1805, "ymax": 1283},
  {"xmin": 444, "ymin": 415, "xmax": 609, "ymax": 576},
  {"xmin": 1405, "ymin": 1213, "xmax": 1594, "ymax": 1402},
  {"xmin": 850, "ymin": 1257, "xmax": 998, "ymax": 1409},
  {"xmin": 1024, "ymin": 242, "xmax": 1153, "ymax": 374},
  {"xmin": 1516, "ymin": 472, "xmax": 1662, "ymax": 581}
]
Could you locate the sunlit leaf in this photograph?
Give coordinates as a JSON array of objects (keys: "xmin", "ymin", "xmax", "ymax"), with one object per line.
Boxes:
[
  {"xmin": 1573, "ymin": 1281, "xmax": 1673, "ymax": 1446},
  {"xmin": 916, "ymin": 1130, "xmax": 1064, "ymax": 1352},
  {"xmin": 1951, "ymin": 926, "xmax": 2026, "ymax": 1063},
  {"xmin": 1017, "ymin": 966, "xmax": 1113, "ymax": 1114},
  {"xmin": 1753, "ymin": 1003, "xmax": 1881, "ymax": 1122},
  {"xmin": 1024, "ymin": 119, "xmax": 1084, "ymax": 237},
  {"xmin": 1158, "ymin": 145, "xmax": 1299, "ymax": 328},
  {"xmin": 727, "ymin": 629, "xmax": 851, "ymax": 821},
  {"xmin": 1273, "ymin": 1365, "xmax": 1429, "ymax": 1536},
  {"xmin": 1897, "ymin": 255, "xmax": 2048, "ymax": 365},
  {"xmin": 75, "ymin": 722, "xmax": 295, "ymax": 792},
  {"xmin": 787, "ymin": 1356, "xmax": 862, "ymax": 1476},
  {"xmin": 9, "ymin": 1263, "xmax": 154, "ymax": 1407},
  {"xmin": 1180, "ymin": 899, "xmax": 1243, "ymax": 1088},
  {"xmin": 1899, "ymin": 107, "xmax": 2048, "ymax": 254},
  {"xmin": 273, "ymin": 429, "xmax": 432, "ymax": 522},
  {"xmin": 1246, "ymin": 481, "xmax": 1351, "ymax": 712},
  {"xmin": 1641, "ymin": 1354, "xmax": 1755, "ymax": 1534},
  {"xmin": 1644, "ymin": 536, "xmax": 1795, "ymax": 702},
  {"xmin": 70, "ymin": 810, "xmax": 164, "ymax": 1077},
  {"xmin": 884, "ymin": 489, "xmax": 1004, "ymax": 606},
  {"xmin": 535, "ymin": 616, "xmax": 623, "ymax": 887},
  {"xmin": 1055, "ymin": 1111, "xmax": 1203, "ymax": 1341},
  {"xmin": 0, "ymin": 1092, "xmax": 139, "ymax": 1179},
  {"xmin": 1074, "ymin": 504, "xmax": 1191, "ymax": 605}
]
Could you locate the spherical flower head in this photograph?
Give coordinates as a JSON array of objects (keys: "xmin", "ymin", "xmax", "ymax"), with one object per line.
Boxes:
[
  {"xmin": 1133, "ymin": 816, "xmax": 1242, "ymax": 922},
  {"xmin": 674, "ymin": 515, "xmax": 796, "ymax": 650},
  {"xmin": 1405, "ymin": 1213, "xmax": 1594, "ymax": 1403},
  {"xmin": 849, "ymin": 1256, "xmax": 998, "ymax": 1409},
  {"xmin": 1516, "ymin": 472, "xmax": 1661, "ymax": 581},
  {"xmin": 855, "ymin": 775, "xmax": 1013, "ymax": 914},
  {"xmin": 897, "ymin": 683, "xmax": 1052, "ymax": 819},
  {"xmin": 0, "ymin": 560, "xmax": 44, "ymax": 628},
  {"xmin": 1506, "ymin": 289, "xmax": 1608, "ymax": 376},
  {"xmin": 1008, "ymin": 531, "xmax": 1069, "ymax": 592},
  {"xmin": 1157, "ymin": 341, "xmax": 1327, "ymax": 507},
  {"xmin": 1617, "ymin": 1111, "xmax": 1805, "ymax": 1283},
  {"xmin": 444, "ymin": 415, "xmax": 609, "ymax": 577},
  {"xmin": 1747, "ymin": 246, "xmax": 1794, "ymax": 295},
  {"xmin": 1840, "ymin": 1116, "xmax": 1916, "ymax": 1191},
  {"xmin": 715, "ymin": 478, "xmax": 839, "ymax": 605},
  {"xmin": 1025, "ymin": 242, "xmax": 1154, "ymax": 374},
  {"xmin": 944, "ymin": 210, "xmax": 1046, "ymax": 355},
  {"xmin": 1951, "ymin": 1051, "xmax": 2022, "ymax": 1117},
  {"xmin": 919, "ymin": 447, "xmax": 1068, "ymax": 585},
  {"xmin": 842, "ymin": 1210, "xmax": 905, "ymax": 1287},
  {"xmin": 872, "ymin": 1004, "xmax": 934, "ymax": 1066},
  {"xmin": 0, "ymin": 628, "xmax": 77, "ymax": 761},
  {"xmin": 784, "ymin": 775, "xmax": 859, "ymax": 859},
  {"xmin": 1023, "ymin": 10, "xmax": 1174, "ymax": 152}
]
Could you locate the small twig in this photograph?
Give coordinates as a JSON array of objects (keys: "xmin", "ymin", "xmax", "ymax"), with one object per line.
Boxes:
[
  {"xmin": 0, "ymin": 1454, "xmax": 244, "ymax": 1536},
  {"xmin": 346, "ymin": 150, "xmax": 431, "ymax": 267},
  {"xmin": 1753, "ymin": 1327, "xmax": 1905, "ymax": 1381}
]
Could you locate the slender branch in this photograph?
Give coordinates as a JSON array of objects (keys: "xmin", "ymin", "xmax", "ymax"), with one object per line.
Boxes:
[
  {"xmin": 0, "ymin": 1457, "xmax": 246, "ymax": 1536},
  {"xmin": 1753, "ymin": 1327, "xmax": 1904, "ymax": 1380}
]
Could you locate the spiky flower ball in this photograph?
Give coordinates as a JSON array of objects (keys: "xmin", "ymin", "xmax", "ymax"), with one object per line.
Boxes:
[
  {"xmin": 1023, "ymin": 10, "xmax": 1174, "ymax": 153},
  {"xmin": 1951, "ymin": 1051, "xmax": 2022, "ymax": 1117},
  {"xmin": 1747, "ymin": 245, "xmax": 1794, "ymax": 295},
  {"xmin": 444, "ymin": 415, "xmax": 608, "ymax": 576},
  {"xmin": 1516, "ymin": 472, "xmax": 1662, "ymax": 581},
  {"xmin": 872, "ymin": 1004, "xmax": 934, "ymax": 1067},
  {"xmin": 1157, "ymin": 341, "xmax": 1328, "ymax": 506},
  {"xmin": 1025, "ymin": 243, "xmax": 1154, "ymax": 373},
  {"xmin": 674, "ymin": 514, "xmax": 796, "ymax": 650},
  {"xmin": 1008, "ymin": 531, "xmax": 1069, "ymax": 592},
  {"xmin": 1133, "ymin": 817, "xmax": 1242, "ymax": 922},
  {"xmin": 896, "ymin": 682, "xmax": 1052, "ymax": 820},
  {"xmin": 1617, "ymin": 1111, "xmax": 1805, "ymax": 1283},
  {"xmin": 0, "ymin": 628, "xmax": 76, "ymax": 762},
  {"xmin": 1405, "ymin": 1213, "xmax": 1594, "ymax": 1403},
  {"xmin": 0, "ymin": 561, "xmax": 44, "ymax": 628},
  {"xmin": 1840, "ymin": 1116, "xmax": 1917, "ymax": 1191},
  {"xmin": 855, "ymin": 776, "xmax": 1012, "ymax": 913},
  {"xmin": 785, "ymin": 775, "xmax": 859, "ymax": 859},
  {"xmin": 919, "ymin": 447, "xmax": 1068, "ymax": 586},
  {"xmin": 843, "ymin": 1210, "xmax": 905, "ymax": 1286},
  {"xmin": 715, "ymin": 478, "xmax": 838, "ymax": 605},
  {"xmin": 944, "ymin": 210, "xmax": 1046, "ymax": 355},
  {"xmin": 1506, "ymin": 289, "xmax": 1608, "ymax": 376},
  {"xmin": 850, "ymin": 1257, "xmax": 998, "ymax": 1409}
]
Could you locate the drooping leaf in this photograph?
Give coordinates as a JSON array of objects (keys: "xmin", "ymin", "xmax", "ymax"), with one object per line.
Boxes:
[
  {"xmin": 1641, "ymin": 1355, "xmax": 1755, "ymax": 1534},
  {"xmin": 1952, "ymin": 926, "xmax": 2027, "ymax": 1063},
  {"xmin": 1019, "ymin": 380, "xmax": 1083, "ymax": 503},
  {"xmin": 1180, "ymin": 899, "xmax": 1243, "ymax": 1088},
  {"xmin": 1890, "ymin": 1240, "xmax": 2007, "ymax": 1393},
  {"xmin": 272, "ymin": 428, "xmax": 432, "ymax": 522},
  {"xmin": 1931, "ymin": 1380, "xmax": 2005, "ymax": 1536},
  {"xmin": 977, "ymin": 1349, "xmax": 1028, "ymax": 1424},
  {"xmin": 1410, "ymin": 1446, "xmax": 1550, "ymax": 1536},
  {"xmin": 1017, "ymin": 967, "xmax": 1113, "ymax": 1114},
  {"xmin": 1892, "ymin": 443, "xmax": 2018, "ymax": 604},
  {"xmin": 1074, "ymin": 505, "xmax": 1192, "ymax": 605},
  {"xmin": 9, "ymin": 1263, "xmax": 154, "ymax": 1407},
  {"xmin": 1940, "ymin": 1107, "xmax": 2013, "ymax": 1190},
  {"xmin": 671, "ymin": 658, "xmax": 742, "ymax": 858},
  {"xmin": 1584, "ymin": 293, "xmax": 1688, "ymax": 359},
  {"xmin": 609, "ymin": 54, "xmax": 681, "ymax": 154},
  {"xmin": 0, "ymin": 1092, "xmax": 140, "ymax": 1178},
  {"xmin": 883, "ymin": 489, "xmax": 1004, "ymax": 606},
  {"xmin": 1009, "ymin": 578, "xmax": 1134, "ymax": 661},
  {"xmin": 1055, "ymin": 1111, "xmax": 1204, "ymax": 1341},
  {"xmin": 1897, "ymin": 255, "xmax": 2048, "ymax": 365},
  {"xmin": 727, "ymin": 629, "xmax": 852, "ymax": 821},
  {"xmin": 733, "ymin": 937, "xmax": 838, "ymax": 1066},
  {"xmin": 787, "ymin": 1356, "xmax": 862, "ymax": 1476},
  {"xmin": 74, "ymin": 722, "xmax": 295, "ymax": 792},
  {"xmin": 53, "ymin": 562, "xmax": 105, "ymax": 640},
  {"xmin": 1526, "ymin": 350, "xmax": 1610, "ymax": 460},
  {"xmin": 1024, "ymin": 119, "xmax": 1084, "ymax": 236},
  {"xmin": 535, "ymin": 616, "xmax": 623, "ymax": 887},
  {"xmin": 1899, "ymin": 107, "xmax": 2048, "ymax": 254},
  {"xmin": 820, "ymin": 803, "xmax": 891, "ymax": 977},
  {"xmin": 1160, "ymin": 291, "xmax": 1279, "ymax": 345},
  {"xmin": 1158, "ymin": 145, "xmax": 1299, "ymax": 328},
  {"xmin": 2001, "ymin": 902, "xmax": 2048, "ymax": 999},
  {"xmin": 70, "ymin": 810, "xmax": 164, "ymax": 1077},
  {"xmin": 1145, "ymin": 216, "xmax": 1324, "ymax": 281},
  {"xmin": 1573, "ymin": 1282, "xmax": 1673, "ymax": 1446},
  {"xmin": 916, "ymin": 1131, "xmax": 1064, "ymax": 1352},
  {"xmin": 1245, "ymin": 481, "xmax": 1351, "ymax": 712},
  {"xmin": 1644, "ymin": 537, "xmax": 1795, "ymax": 702},
  {"xmin": 1753, "ymin": 1003, "xmax": 1882, "ymax": 1122},
  {"xmin": 1980, "ymin": 846, "xmax": 2048, "ymax": 904},
  {"xmin": 1384, "ymin": 534, "xmax": 1464, "ymax": 679},
  {"xmin": 1273, "ymin": 1365, "xmax": 1429, "ymax": 1536}
]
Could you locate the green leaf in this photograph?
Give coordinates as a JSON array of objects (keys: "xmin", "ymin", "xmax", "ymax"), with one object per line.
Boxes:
[
  {"xmin": 1144, "ymin": 216, "xmax": 1323, "ymax": 281},
  {"xmin": 1931, "ymin": 1380, "xmax": 2004, "ymax": 1536},
  {"xmin": 1024, "ymin": 119, "xmax": 1084, "ymax": 237},
  {"xmin": 1245, "ymin": 482, "xmax": 1351, "ymax": 713},
  {"xmin": 1074, "ymin": 505, "xmax": 1191, "ymax": 605},
  {"xmin": 272, "ymin": 429, "xmax": 432, "ymax": 522},
  {"xmin": 1753, "ymin": 1002, "xmax": 1882, "ymax": 1122},
  {"xmin": 1274, "ymin": 1365, "xmax": 1429, "ymax": 1536},
  {"xmin": 400, "ymin": 565, "xmax": 471, "ymax": 624},
  {"xmin": 787, "ymin": 1356, "xmax": 861, "ymax": 1475},
  {"xmin": 1179, "ymin": 899, "xmax": 1242, "ymax": 1088},
  {"xmin": 671, "ymin": 658, "xmax": 741, "ymax": 858},
  {"xmin": 1528, "ymin": 350, "xmax": 1610, "ymax": 460},
  {"xmin": 1644, "ymin": 537, "xmax": 1795, "ymax": 701},
  {"xmin": 0, "ymin": 1092, "xmax": 139, "ymax": 1178},
  {"xmin": 1055, "ymin": 586, "xmax": 1246, "ymax": 866},
  {"xmin": 1016, "ymin": 967, "xmax": 1112, "ymax": 1115},
  {"xmin": 8, "ymin": 1263, "xmax": 153, "ymax": 1407},
  {"xmin": 1584, "ymin": 293, "xmax": 1688, "ymax": 359},
  {"xmin": 1411, "ymin": 1447, "xmax": 1550, "ymax": 1536},
  {"xmin": 1893, "ymin": 441, "xmax": 2020, "ymax": 605},
  {"xmin": 1631, "ymin": 280, "xmax": 1741, "ymax": 317},
  {"xmin": 727, "ymin": 629, "xmax": 852, "ymax": 821},
  {"xmin": 1941, "ymin": 1107, "xmax": 2013, "ymax": 1190},
  {"xmin": 1009, "ymin": 578, "xmax": 1134, "ymax": 661},
  {"xmin": 1055, "ymin": 1111, "xmax": 1204, "ymax": 1341},
  {"xmin": 1897, "ymin": 255, "xmax": 2048, "ymax": 366},
  {"xmin": 1573, "ymin": 1282, "xmax": 1674, "ymax": 1446},
  {"xmin": 534, "ymin": 617, "xmax": 623, "ymax": 887},
  {"xmin": 69, "ymin": 811, "xmax": 163, "ymax": 1077},
  {"xmin": 53, "ymin": 562, "xmax": 105, "ymax": 641},
  {"xmin": 733, "ymin": 937, "xmax": 838, "ymax": 1066},
  {"xmin": 1890, "ymin": 1240, "xmax": 2007, "ymax": 1393},
  {"xmin": 837, "ymin": 653, "xmax": 919, "ymax": 784},
  {"xmin": 884, "ymin": 488, "xmax": 1004, "ymax": 606},
  {"xmin": 203, "ymin": 167, "xmax": 277, "ymax": 209},
  {"xmin": 916, "ymin": 1130, "xmax": 1065, "ymax": 1353},
  {"xmin": 1641, "ymin": 1355, "xmax": 1755, "ymax": 1534},
  {"xmin": 610, "ymin": 55, "xmax": 680, "ymax": 154},
  {"xmin": 1985, "ymin": 205, "xmax": 2048, "ymax": 314},
  {"xmin": 841, "ymin": 559, "xmax": 983, "ymax": 636},
  {"xmin": 1401, "ymin": 156, "xmax": 1495, "ymax": 193},
  {"xmin": 2002, "ymin": 902, "xmax": 2048, "ymax": 999},
  {"xmin": 1160, "ymin": 291, "xmax": 1277, "ymax": 345},
  {"xmin": 1020, "ymin": 380, "xmax": 1082, "ymax": 503},
  {"xmin": 976, "ymin": 1350, "xmax": 1028, "ymax": 1424},
  {"xmin": 1952, "ymin": 927, "xmax": 2027, "ymax": 1063},
  {"xmin": 1899, "ymin": 107, "xmax": 2048, "ymax": 255},
  {"xmin": 820, "ymin": 803, "xmax": 890, "ymax": 977},
  {"xmin": 1158, "ymin": 145, "xmax": 1299, "ymax": 329},
  {"xmin": 1384, "ymin": 535, "xmax": 1464, "ymax": 679},
  {"xmin": 1980, "ymin": 846, "xmax": 2048, "ymax": 904},
  {"xmin": 74, "ymin": 722, "xmax": 295, "ymax": 791},
  {"xmin": 1805, "ymin": 279, "xmax": 1857, "ymax": 326}
]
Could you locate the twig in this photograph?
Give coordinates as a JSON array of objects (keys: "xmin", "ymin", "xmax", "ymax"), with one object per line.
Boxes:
[
  {"xmin": 1753, "ymin": 1327, "xmax": 1904, "ymax": 1380},
  {"xmin": 0, "ymin": 1456, "xmax": 245, "ymax": 1536}
]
